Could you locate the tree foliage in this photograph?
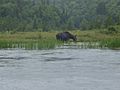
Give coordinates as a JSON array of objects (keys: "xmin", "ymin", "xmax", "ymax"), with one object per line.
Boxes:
[{"xmin": 0, "ymin": 0, "xmax": 120, "ymax": 32}]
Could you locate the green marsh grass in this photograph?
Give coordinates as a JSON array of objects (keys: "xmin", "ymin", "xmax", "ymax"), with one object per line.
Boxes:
[
  {"xmin": 100, "ymin": 39, "xmax": 120, "ymax": 49},
  {"xmin": 74, "ymin": 29, "xmax": 120, "ymax": 49},
  {"xmin": 0, "ymin": 39, "xmax": 63, "ymax": 50},
  {"xmin": 0, "ymin": 32, "xmax": 63, "ymax": 49},
  {"xmin": 0, "ymin": 30, "xmax": 120, "ymax": 49}
]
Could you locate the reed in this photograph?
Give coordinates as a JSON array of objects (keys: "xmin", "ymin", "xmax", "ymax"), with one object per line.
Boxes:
[
  {"xmin": 0, "ymin": 39, "xmax": 63, "ymax": 49},
  {"xmin": 0, "ymin": 32, "xmax": 63, "ymax": 49},
  {"xmin": 0, "ymin": 30, "xmax": 119, "ymax": 49},
  {"xmin": 100, "ymin": 39, "xmax": 120, "ymax": 49}
]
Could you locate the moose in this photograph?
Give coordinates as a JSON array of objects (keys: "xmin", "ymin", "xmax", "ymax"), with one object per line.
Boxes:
[{"xmin": 56, "ymin": 32, "xmax": 77, "ymax": 41}]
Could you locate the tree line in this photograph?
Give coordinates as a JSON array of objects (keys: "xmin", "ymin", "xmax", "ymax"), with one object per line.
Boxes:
[{"xmin": 0, "ymin": 0, "xmax": 120, "ymax": 32}]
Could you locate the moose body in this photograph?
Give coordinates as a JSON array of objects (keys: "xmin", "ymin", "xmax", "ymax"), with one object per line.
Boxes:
[{"xmin": 56, "ymin": 32, "xmax": 77, "ymax": 41}]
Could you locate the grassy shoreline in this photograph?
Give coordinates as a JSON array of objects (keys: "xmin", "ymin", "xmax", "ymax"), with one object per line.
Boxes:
[
  {"xmin": 0, "ymin": 30, "xmax": 120, "ymax": 49},
  {"xmin": 0, "ymin": 32, "xmax": 63, "ymax": 49}
]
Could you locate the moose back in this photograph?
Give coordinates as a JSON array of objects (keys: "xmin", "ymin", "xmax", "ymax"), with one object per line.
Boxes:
[{"xmin": 56, "ymin": 32, "xmax": 77, "ymax": 41}]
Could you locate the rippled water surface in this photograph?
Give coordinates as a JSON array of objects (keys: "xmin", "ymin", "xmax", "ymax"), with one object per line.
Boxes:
[{"xmin": 0, "ymin": 48, "xmax": 120, "ymax": 90}]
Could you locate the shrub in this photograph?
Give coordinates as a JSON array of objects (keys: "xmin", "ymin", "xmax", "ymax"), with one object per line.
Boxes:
[{"xmin": 108, "ymin": 27, "xmax": 118, "ymax": 34}]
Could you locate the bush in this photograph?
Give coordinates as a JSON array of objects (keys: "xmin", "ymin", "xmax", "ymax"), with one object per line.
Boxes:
[{"xmin": 108, "ymin": 27, "xmax": 118, "ymax": 34}]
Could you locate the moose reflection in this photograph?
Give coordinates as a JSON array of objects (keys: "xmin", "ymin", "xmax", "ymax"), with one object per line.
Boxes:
[{"xmin": 56, "ymin": 32, "xmax": 77, "ymax": 41}]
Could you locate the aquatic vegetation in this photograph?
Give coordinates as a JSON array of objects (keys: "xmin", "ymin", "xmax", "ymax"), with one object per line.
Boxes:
[
  {"xmin": 100, "ymin": 39, "xmax": 120, "ymax": 49},
  {"xmin": 0, "ymin": 32, "xmax": 63, "ymax": 49},
  {"xmin": 0, "ymin": 39, "xmax": 63, "ymax": 50},
  {"xmin": 0, "ymin": 31, "xmax": 119, "ymax": 49}
]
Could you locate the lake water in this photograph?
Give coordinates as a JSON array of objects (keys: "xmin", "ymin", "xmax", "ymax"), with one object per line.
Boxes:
[{"xmin": 0, "ymin": 48, "xmax": 120, "ymax": 90}]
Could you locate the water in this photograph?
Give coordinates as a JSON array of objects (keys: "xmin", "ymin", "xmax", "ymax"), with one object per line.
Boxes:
[{"xmin": 0, "ymin": 48, "xmax": 120, "ymax": 90}]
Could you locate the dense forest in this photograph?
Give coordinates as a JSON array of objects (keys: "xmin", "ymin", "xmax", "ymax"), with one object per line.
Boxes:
[{"xmin": 0, "ymin": 0, "xmax": 120, "ymax": 32}]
